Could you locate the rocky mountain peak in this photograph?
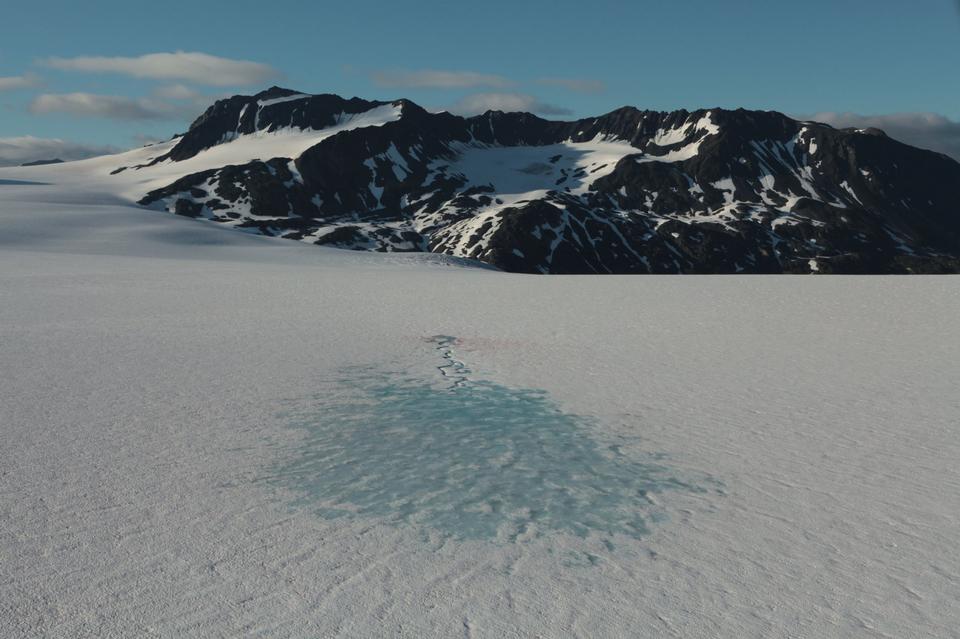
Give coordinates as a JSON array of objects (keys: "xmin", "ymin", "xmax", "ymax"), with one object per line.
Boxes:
[{"xmin": 136, "ymin": 89, "xmax": 960, "ymax": 274}]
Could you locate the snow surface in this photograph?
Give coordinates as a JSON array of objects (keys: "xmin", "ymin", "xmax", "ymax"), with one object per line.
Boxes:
[{"xmin": 2, "ymin": 153, "xmax": 960, "ymax": 638}]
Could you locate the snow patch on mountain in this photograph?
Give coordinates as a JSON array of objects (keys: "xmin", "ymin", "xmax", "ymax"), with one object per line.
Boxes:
[{"xmin": 433, "ymin": 136, "xmax": 637, "ymax": 204}]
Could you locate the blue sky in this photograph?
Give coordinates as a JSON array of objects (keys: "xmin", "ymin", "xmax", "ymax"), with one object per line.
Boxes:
[{"xmin": 2, "ymin": 0, "xmax": 959, "ymax": 162}]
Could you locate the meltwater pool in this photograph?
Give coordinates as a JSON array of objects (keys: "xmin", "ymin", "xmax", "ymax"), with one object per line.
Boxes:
[{"xmin": 268, "ymin": 337, "xmax": 705, "ymax": 543}]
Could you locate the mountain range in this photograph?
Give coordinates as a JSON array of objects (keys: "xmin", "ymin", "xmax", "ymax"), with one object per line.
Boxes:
[{"xmin": 49, "ymin": 87, "xmax": 960, "ymax": 272}]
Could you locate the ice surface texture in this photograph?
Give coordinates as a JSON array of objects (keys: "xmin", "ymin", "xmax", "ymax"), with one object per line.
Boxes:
[{"xmin": 268, "ymin": 336, "xmax": 704, "ymax": 542}]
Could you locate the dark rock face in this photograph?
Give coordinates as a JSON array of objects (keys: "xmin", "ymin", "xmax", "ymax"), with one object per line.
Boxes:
[
  {"xmin": 138, "ymin": 88, "xmax": 960, "ymax": 273},
  {"xmin": 20, "ymin": 158, "xmax": 64, "ymax": 166},
  {"xmin": 150, "ymin": 88, "xmax": 395, "ymax": 164}
]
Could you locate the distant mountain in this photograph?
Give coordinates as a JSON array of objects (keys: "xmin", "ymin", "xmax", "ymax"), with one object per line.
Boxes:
[
  {"xmin": 135, "ymin": 87, "xmax": 960, "ymax": 273},
  {"xmin": 20, "ymin": 158, "xmax": 64, "ymax": 166}
]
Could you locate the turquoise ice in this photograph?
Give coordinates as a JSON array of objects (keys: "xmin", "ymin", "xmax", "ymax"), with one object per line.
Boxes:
[{"xmin": 268, "ymin": 337, "xmax": 704, "ymax": 542}]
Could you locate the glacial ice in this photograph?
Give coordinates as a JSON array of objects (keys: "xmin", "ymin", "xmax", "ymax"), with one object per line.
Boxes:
[{"xmin": 266, "ymin": 337, "xmax": 705, "ymax": 543}]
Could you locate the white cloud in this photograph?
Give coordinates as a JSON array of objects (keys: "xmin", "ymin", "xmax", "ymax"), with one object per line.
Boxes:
[
  {"xmin": 0, "ymin": 136, "xmax": 119, "ymax": 166},
  {"xmin": 152, "ymin": 83, "xmax": 202, "ymax": 100},
  {"xmin": 807, "ymin": 111, "xmax": 960, "ymax": 161},
  {"xmin": 449, "ymin": 93, "xmax": 572, "ymax": 117},
  {"xmin": 30, "ymin": 92, "xmax": 200, "ymax": 121},
  {"xmin": 40, "ymin": 51, "xmax": 279, "ymax": 87},
  {"xmin": 0, "ymin": 72, "xmax": 40, "ymax": 91},
  {"xmin": 372, "ymin": 69, "xmax": 512, "ymax": 89},
  {"xmin": 536, "ymin": 77, "xmax": 606, "ymax": 94}
]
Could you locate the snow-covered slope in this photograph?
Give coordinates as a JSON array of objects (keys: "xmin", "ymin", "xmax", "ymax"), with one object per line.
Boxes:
[
  {"xmin": 0, "ymin": 98, "xmax": 404, "ymax": 206},
  {"xmin": 2, "ymin": 87, "xmax": 958, "ymax": 274}
]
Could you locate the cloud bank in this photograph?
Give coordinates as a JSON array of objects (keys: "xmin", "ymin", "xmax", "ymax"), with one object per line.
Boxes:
[
  {"xmin": 536, "ymin": 77, "xmax": 606, "ymax": 94},
  {"xmin": 40, "ymin": 52, "xmax": 279, "ymax": 87},
  {"xmin": 808, "ymin": 111, "xmax": 960, "ymax": 161},
  {"xmin": 152, "ymin": 84, "xmax": 204, "ymax": 100},
  {"xmin": 369, "ymin": 69, "xmax": 600, "ymax": 116},
  {"xmin": 372, "ymin": 69, "xmax": 512, "ymax": 89},
  {"xmin": 449, "ymin": 93, "xmax": 572, "ymax": 116},
  {"xmin": 30, "ymin": 93, "xmax": 200, "ymax": 121},
  {"xmin": 0, "ymin": 136, "xmax": 119, "ymax": 166},
  {"xmin": 0, "ymin": 73, "xmax": 40, "ymax": 91}
]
